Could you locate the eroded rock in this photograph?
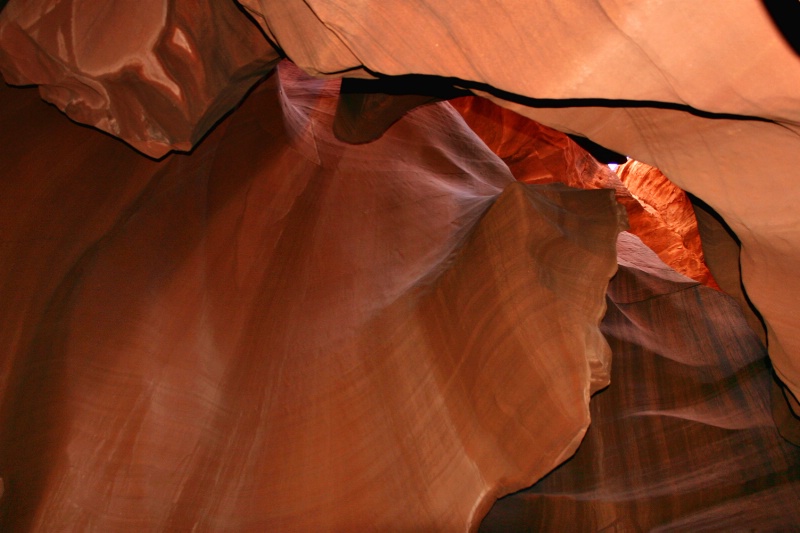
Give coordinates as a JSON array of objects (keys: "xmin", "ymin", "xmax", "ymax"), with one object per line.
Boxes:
[
  {"xmin": 0, "ymin": 0, "xmax": 279, "ymax": 158},
  {"xmin": 0, "ymin": 62, "xmax": 624, "ymax": 531},
  {"xmin": 451, "ymin": 96, "xmax": 716, "ymax": 287}
]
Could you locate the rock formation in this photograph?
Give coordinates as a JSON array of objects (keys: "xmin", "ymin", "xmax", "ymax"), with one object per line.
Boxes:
[
  {"xmin": 1, "ymin": 0, "xmax": 799, "ymax": 530},
  {"xmin": 481, "ymin": 233, "xmax": 800, "ymax": 531},
  {"xmin": 231, "ymin": 0, "xmax": 800, "ymax": 416},
  {"xmin": 0, "ymin": 0, "xmax": 278, "ymax": 157},
  {"xmin": 0, "ymin": 62, "xmax": 628, "ymax": 530},
  {"xmin": 451, "ymin": 96, "xmax": 716, "ymax": 287}
]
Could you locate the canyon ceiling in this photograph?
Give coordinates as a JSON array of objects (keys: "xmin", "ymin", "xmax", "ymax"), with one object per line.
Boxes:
[{"xmin": 0, "ymin": 1, "xmax": 799, "ymax": 531}]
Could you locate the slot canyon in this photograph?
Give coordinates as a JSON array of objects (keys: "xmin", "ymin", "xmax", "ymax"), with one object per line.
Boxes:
[{"xmin": 0, "ymin": 1, "xmax": 799, "ymax": 530}]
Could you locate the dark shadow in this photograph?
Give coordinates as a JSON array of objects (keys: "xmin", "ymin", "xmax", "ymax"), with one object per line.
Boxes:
[
  {"xmin": 337, "ymin": 73, "xmax": 740, "ymax": 158},
  {"xmin": 687, "ymin": 193, "xmax": 741, "ymax": 245},
  {"xmin": 567, "ymin": 135, "xmax": 627, "ymax": 164},
  {"xmin": 761, "ymin": 0, "xmax": 800, "ymax": 57},
  {"xmin": 340, "ymin": 75, "xmax": 468, "ymax": 99},
  {"xmin": 333, "ymin": 70, "xmax": 774, "ymax": 145},
  {"xmin": 356, "ymin": 70, "xmax": 774, "ymax": 123}
]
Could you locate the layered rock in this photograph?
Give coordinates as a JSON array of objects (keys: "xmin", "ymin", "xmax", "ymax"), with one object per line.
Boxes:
[
  {"xmin": 451, "ymin": 96, "xmax": 716, "ymax": 287},
  {"xmin": 1, "ymin": 1, "xmax": 799, "ymax": 529},
  {"xmin": 234, "ymin": 0, "xmax": 800, "ymax": 415},
  {"xmin": 614, "ymin": 159, "xmax": 715, "ymax": 288},
  {"xmin": 0, "ymin": 0, "xmax": 278, "ymax": 158},
  {"xmin": 0, "ymin": 63, "xmax": 624, "ymax": 531},
  {"xmin": 481, "ymin": 233, "xmax": 800, "ymax": 531}
]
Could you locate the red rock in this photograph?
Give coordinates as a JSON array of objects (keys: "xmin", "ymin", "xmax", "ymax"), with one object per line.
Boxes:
[
  {"xmin": 451, "ymin": 96, "xmax": 716, "ymax": 287},
  {"xmin": 615, "ymin": 159, "xmax": 716, "ymax": 288},
  {"xmin": 0, "ymin": 63, "xmax": 624, "ymax": 530},
  {"xmin": 481, "ymin": 232, "xmax": 800, "ymax": 531},
  {"xmin": 0, "ymin": 0, "xmax": 279, "ymax": 158},
  {"xmin": 2, "ymin": 1, "xmax": 800, "ymax": 528},
  {"xmin": 239, "ymin": 0, "xmax": 800, "ymax": 415}
]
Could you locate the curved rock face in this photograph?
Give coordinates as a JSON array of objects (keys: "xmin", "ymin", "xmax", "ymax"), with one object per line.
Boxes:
[
  {"xmin": 1, "ymin": 1, "xmax": 800, "ymax": 529},
  {"xmin": 691, "ymin": 197, "xmax": 767, "ymax": 343},
  {"xmin": 0, "ymin": 0, "xmax": 278, "ymax": 158},
  {"xmin": 0, "ymin": 63, "xmax": 624, "ymax": 530},
  {"xmin": 7, "ymin": 0, "xmax": 792, "ymax": 405},
  {"xmin": 481, "ymin": 233, "xmax": 800, "ymax": 531},
  {"xmin": 236, "ymin": 0, "xmax": 800, "ymax": 413},
  {"xmin": 614, "ymin": 159, "xmax": 715, "ymax": 288},
  {"xmin": 238, "ymin": 0, "xmax": 800, "ymax": 114},
  {"xmin": 451, "ymin": 96, "xmax": 716, "ymax": 287}
]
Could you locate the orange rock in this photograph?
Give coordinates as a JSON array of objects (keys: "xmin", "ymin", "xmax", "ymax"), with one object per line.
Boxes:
[
  {"xmin": 1, "ymin": 1, "xmax": 799, "ymax": 528},
  {"xmin": 239, "ymin": 0, "xmax": 800, "ymax": 411},
  {"xmin": 615, "ymin": 160, "xmax": 717, "ymax": 288},
  {"xmin": 451, "ymin": 96, "xmax": 716, "ymax": 287},
  {"xmin": 0, "ymin": 62, "xmax": 625, "ymax": 531},
  {"xmin": 0, "ymin": 0, "xmax": 279, "ymax": 158},
  {"xmin": 481, "ymin": 232, "xmax": 800, "ymax": 531}
]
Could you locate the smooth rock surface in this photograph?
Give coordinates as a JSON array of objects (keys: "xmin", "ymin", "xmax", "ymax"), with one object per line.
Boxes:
[
  {"xmin": 691, "ymin": 197, "xmax": 766, "ymax": 344},
  {"xmin": 0, "ymin": 0, "xmax": 278, "ymax": 158},
  {"xmin": 0, "ymin": 63, "xmax": 624, "ymax": 531},
  {"xmin": 237, "ymin": 0, "xmax": 800, "ymax": 414},
  {"xmin": 1, "ymin": 1, "xmax": 799, "ymax": 528},
  {"xmin": 481, "ymin": 232, "xmax": 800, "ymax": 531},
  {"xmin": 3, "ymin": 2, "xmax": 797, "ymax": 400},
  {"xmin": 451, "ymin": 96, "xmax": 715, "ymax": 287}
]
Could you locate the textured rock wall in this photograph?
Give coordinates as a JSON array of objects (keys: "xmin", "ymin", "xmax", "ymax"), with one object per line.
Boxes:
[
  {"xmin": 615, "ymin": 159, "xmax": 715, "ymax": 287},
  {"xmin": 234, "ymin": 0, "xmax": 800, "ymax": 416},
  {"xmin": 0, "ymin": 0, "xmax": 278, "ymax": 157},
  {"xmin": 481, "ymin": 233, "xmax": 800, "ymax": 531},
  {"xmin": 0, "ymin": 63, "xmax": 625, "ymax": 531},
  {"xmin": 1, "ymin": 0, "xmax": 799, "ymax": 529},
  {"xmin": 451, "ymin": 96, "xmax": 716, "ymax": 287},
  {"xmin": 5, "ymin": 0, "xmax": 795, "ymax": 400}
]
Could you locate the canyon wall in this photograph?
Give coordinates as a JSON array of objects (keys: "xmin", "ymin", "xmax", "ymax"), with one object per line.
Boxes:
[{"xmin": 1, "ymin": 1, "xmax": 798, "ymax": 530}]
